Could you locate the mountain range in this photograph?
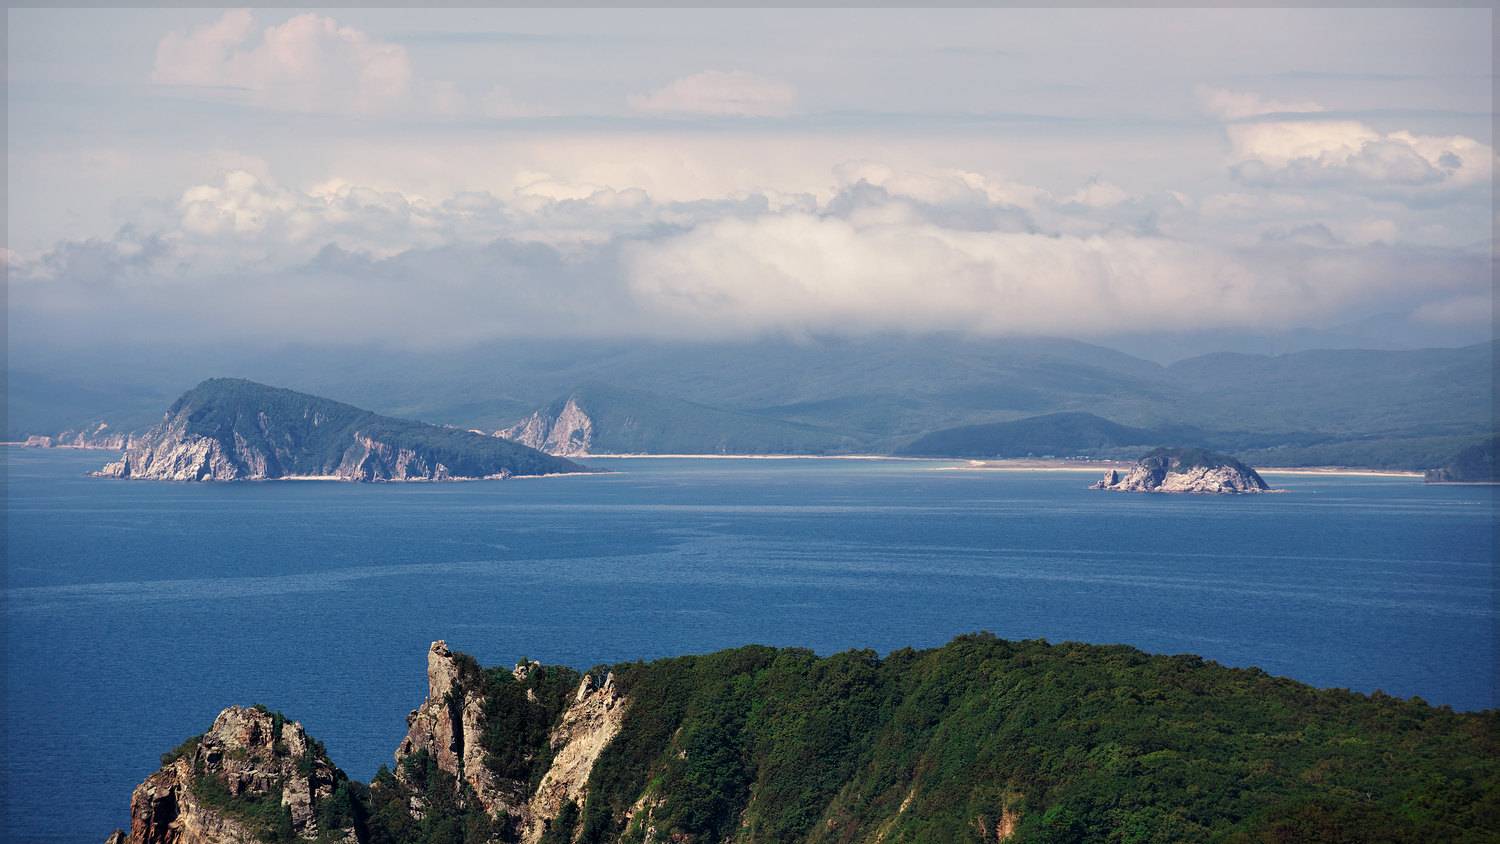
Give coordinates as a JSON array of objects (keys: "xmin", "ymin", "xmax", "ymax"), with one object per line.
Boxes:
[{"xmin": 10, "ymin": 336, "xmax": 1494, "ymax": 470}]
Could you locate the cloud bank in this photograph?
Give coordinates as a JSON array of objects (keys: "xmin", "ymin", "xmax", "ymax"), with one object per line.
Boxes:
[
  {"xmin": 10, "ymin": 159, "xmax": 1488, "ymax": 348},
  {"xmin": 152, "ymin": 10, "xmax": 411, "ymax": 114}
]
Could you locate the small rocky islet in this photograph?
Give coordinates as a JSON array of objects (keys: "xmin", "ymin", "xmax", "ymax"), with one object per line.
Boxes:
[{"xmin": 1091, "ymin": 447, "xmax": 1272, "ymax": 494}]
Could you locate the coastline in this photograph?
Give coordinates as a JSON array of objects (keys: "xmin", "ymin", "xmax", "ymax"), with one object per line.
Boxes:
[
  {"xmin": 937, "ymin": 458, "xmax": 1423, "ymax": 478},
  {"xmin": 9, "ymin": 443, "xmax": 1432, "ymax": 478}
]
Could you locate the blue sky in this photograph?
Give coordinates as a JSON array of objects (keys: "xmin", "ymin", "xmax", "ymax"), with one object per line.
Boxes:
[{"xmin": 6, "ymin": 7, "xmax": 1494, "ymax": 349}]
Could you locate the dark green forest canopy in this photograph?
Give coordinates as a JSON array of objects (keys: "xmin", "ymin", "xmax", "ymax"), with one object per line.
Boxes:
[{"xmin": 209, "ymin": 635, "xmax": 1498, "ymax": 844}]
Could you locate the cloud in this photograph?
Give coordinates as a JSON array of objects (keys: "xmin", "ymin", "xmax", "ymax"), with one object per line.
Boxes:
[
  {"xmin": 1196, "ymin": 86, "xmax": 1324, "ymax": 120},
  {"xmin": 620, "ymin": 209, "xmax": 1480, "ymax": 338},
  {"xmin": 628, "ymin": 70, "xmax": 796, "ymax": 117},
  {"xmin": 8, "ymin": 161, "xmax": 1488, "ymax": 347},
  {"xmin": 151, "ymin": 10, "xmax": 412, "ymax": 114},
  {"xmin": 1202, "ymin": 89, "xmax": 1493, "ymax": 193}
]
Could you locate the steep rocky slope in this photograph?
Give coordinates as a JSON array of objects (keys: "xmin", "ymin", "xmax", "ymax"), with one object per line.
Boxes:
[
  {"xmin": 109, "ymin": 635, "xmax": 1499, "ymax": 844},
  {"xmin": 95, "ymin": 378, "xmax": 583, "ymax": 481},
  {"xmin": 1091, "ymin": 447, "xmax": 1271, "ymax": 493},
  {"xmin": 105, "ymin": 706, "xmax": 359, "ymax": 844},
  {"xmin": 497, "ymin": 385, "xmax": 858, "ymax": 456}
]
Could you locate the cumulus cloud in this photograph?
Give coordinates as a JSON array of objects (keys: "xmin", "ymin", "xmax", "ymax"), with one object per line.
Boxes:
[
  {"xmin": 151, "ymin": 9, "xmax": 412, "ymax": 114},
  {"xmin": 1203, "ymin": 89, "xmax": 1493, "ymax": 193},
  {"xmin": 628, "ymin": 70, "xmax": 796, "ymax": 117},
  {"xmin": 620, "ymin": 209, "xmax": 1480, "ymax": 338},
  {"xmin": 8, "ymin": 161, "xmax": 1488, "ymax": 347}
]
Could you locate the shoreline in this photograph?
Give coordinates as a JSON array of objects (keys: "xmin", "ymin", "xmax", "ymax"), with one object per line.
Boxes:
[
  {"xmin": 11, "ymin": 444, "xmax": 1431, "ymax": 478},
  {"xmin": 938, "ymin": 458, "xmax": 1423, "ymax": 478}
]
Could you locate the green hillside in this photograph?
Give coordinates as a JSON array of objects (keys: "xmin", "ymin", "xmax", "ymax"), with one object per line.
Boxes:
[{"xmin": 167, "ymin": 635, "xmax": 1499, "ymax": 844}]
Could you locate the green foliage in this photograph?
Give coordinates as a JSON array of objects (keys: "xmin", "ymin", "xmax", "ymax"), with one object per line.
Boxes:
[
  {"xmin": 165, "ymin": 377, "xmax": 581, "ymax": 478},
  {"xmin": 539, "ymin": 800, "xmax": 581, "ymax": 844},
  {"xmin": 186, "ymin": 635, "xmax": 1499, "ymax": 844},
  {"xmin": 190, "ymin": 772, "xmax": 297, "ymax": 844},
  {"xmin": 159, "ymin": 734, "xmax": 201, "ymax": 767},
  {"xmin": 574, "ymin": 634, "xmax": 1498, "ymax": 844},
  {"xmin": 477, "ymin": 662, "xmax": 583, "ymax": 787},
  {"xmin": 1426, "ymin": 435, "xmax": 1500, "ymax": 482}
]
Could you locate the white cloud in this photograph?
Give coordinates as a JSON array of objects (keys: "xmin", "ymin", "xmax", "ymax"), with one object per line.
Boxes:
[
  {"xmin": 628, "ymin": 70, "xmax": 796, "ymax": 117},
  {"xmin": 9, "ymin": 159, "xmax": 1489, "ymax": 346},
  {"xmin": 621, "ymin": 204, "xmax": 1475, "ymax": 338},
  {"xmin": 1203, "ymin": 90, "xmax": 1493, "ymax": 192},
  {"xmin": 151, "ymin": 10, "xmax": 412, "ymax": 114},
  {"xmin": 1196, "ymin": 86, "xmax": 1324, "ymax": 121},
  {"xmin": 1063, "ymin": 179, "xmax": 1130, "ymax": 208}
]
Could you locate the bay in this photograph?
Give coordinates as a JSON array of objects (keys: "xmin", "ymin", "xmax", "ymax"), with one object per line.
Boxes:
[{"xmin": 3, "ymin": 448, "xmax": 1493, "ymax": 842}]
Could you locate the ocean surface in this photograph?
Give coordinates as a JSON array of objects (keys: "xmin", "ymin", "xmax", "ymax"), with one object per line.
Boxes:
[{"xmin": 3, "ymin": 448, "xmax": 1495, "ymax": 842}]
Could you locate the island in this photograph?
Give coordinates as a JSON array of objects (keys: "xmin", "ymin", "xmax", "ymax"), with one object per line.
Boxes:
[
  {"xmin": 105, "ymin": 636, "xmax": 1497, "ymax": 844},
  {"xmin": 1091, "ymin": 446, "xmax": 1271, "ymax": 494},
  {"xmin": 95, "ymin": 378, "xmax": 586, "ymax": 482}
]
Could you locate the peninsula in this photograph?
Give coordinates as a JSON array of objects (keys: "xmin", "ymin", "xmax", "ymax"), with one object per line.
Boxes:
[
  {"xmin": 95, "ymin": 378, "xmax": 585, "ymax": 482},
  {"xmin": 105, "ymin": 636, "xmax": 1498, "ymax": 844}
]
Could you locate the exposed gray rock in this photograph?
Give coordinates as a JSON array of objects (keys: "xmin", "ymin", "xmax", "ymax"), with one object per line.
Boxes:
[
  {"xmin": 497, "ymin": 397, "xmax": 594, "ymax": 456},
  {"xmin": 1092, "ymin": 448, "xmax": 1271, "ymax": 494},
  {"xmin": 105, "ymin": 706, "xmax": 355, "ymax": 844}
]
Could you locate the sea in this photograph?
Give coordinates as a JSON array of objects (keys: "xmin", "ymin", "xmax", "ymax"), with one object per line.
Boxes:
[{"xmin": 3, "ymin": 448, "xmax": 1494, "ymax": 842}]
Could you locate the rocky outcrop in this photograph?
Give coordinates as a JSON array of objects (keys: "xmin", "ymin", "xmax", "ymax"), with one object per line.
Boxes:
[
  {"xmin": 21, "ymin": 421, "xmax": 133, "ymax": 450},
  {"xmin": 1091, "ymin": 447, "xmax": 1271, "ymax": 494},
  {"xmin": 522, "ymin": 672, "xmax": 626, "ymax": 844},
  {"xmin": 105, "ymin": 706, "xmax": 356, "ymax": 844},
  {"xmin": 497, "ymin": 397, "xmax": 595, "ymax": 456},
  {"xmin": 394, "ymin": 641, "xmax": 529, "ymax": 819},
  {"xmin": 95, "ymin": 378, "xmax": 582, "ymax": 482},
  {"xmin": 391, "ymin": 641, "xmax": 628, "ymax": 839}
]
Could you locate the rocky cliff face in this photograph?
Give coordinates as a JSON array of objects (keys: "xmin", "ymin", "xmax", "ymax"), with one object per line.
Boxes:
[
  {"xmin": 392, "ymin": 641, "xmax": 626, "ymax": 840},
  {"xmin": 22, "ymin": 421, "xmax": 133, "ymax": 450},
  {"xmin": 105, "ymin": 706, "xmax": 356, "ymax": 844},
  {"xmin": 497, "ymin": 397, "xmax": 594, "ymax": 456},
  {"xmin": 1091, "ymin": 447, "xmax": 1271, "ymax": 494},
  {"xmin": 95, "ymin": 378, "xmax": 582, "ymax": 482},
  {"xmin": 521, "ymin": 670, "xmax": 624, "ymax": 844}
]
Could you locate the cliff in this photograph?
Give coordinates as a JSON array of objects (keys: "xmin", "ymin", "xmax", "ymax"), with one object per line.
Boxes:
[
  {"xmin": 496, "ymin": 385, "xmax": 859, "ymax": 456},
  {"xmin": 105, "ymin": 705, "xmax": 359, "ymax": 844},
  {"xmin": 108, "ymin": 635, "xmax": 1499, "ymax": 844},
  {"xmin": 1091, "ymin": 447, "xmax": 1271, "ymax": 493},
  {"xmin": 21, "ymin": 420, "xmax": 134, "ymax": 450},
  {"xmin": 95, "ymin": 378, "xmax": 584, "ymax": 482}
]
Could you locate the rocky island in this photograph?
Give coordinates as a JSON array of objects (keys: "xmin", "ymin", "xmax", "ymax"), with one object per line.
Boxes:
[
  {"xmin": 105, "ymin": 635, "xmax": 1498, "ymax": 844},
  {"xmin": 95, "ymin": 378, "xmax": 585, "ymax": 482},
  {"xmin": 1091, "ymin": 447, "xmax": 1271, "ymax": 494}
]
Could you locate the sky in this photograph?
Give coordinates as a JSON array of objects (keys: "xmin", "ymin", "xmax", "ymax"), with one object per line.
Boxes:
[{"xmin": 5, "ymin": 7, "xmax": 1495, "ymax": 352}]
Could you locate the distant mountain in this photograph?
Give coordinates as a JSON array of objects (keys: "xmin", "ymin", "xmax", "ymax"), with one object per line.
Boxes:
[
  {"xmin": 16, "ymin": 336, "xmax": 1493, "ymax": 469},
  {"xmin": 96, "ymin": 378, "xmax": 584, "ymax": 481},
  {"xmin": 1425, "ymin": 436, "xmax": 1499, "ymax": 483},
  {"xmin": 897, "ymin": 411, "xmax": 1166, "ymax": 458},
  {"xmin": 497, "ymin": 384, "xmax": 860, "ymax": 455}
]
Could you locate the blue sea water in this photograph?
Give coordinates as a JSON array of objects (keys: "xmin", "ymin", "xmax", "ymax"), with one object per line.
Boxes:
[{"xmin": 2, "ymin": 448, "xmax": 1495, "ymax": 842}]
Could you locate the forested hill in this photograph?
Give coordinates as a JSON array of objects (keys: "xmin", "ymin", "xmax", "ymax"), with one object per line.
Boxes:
[
  {"xmin": 96, "ymin": 378, "xmax": 583, "ymax": 481},
  {"xmin": 111, "ymin": 634, "xmax": 1498, "ymax": 844}
]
